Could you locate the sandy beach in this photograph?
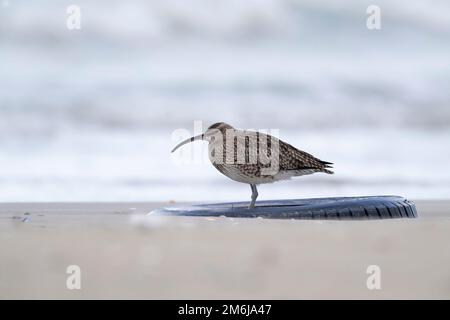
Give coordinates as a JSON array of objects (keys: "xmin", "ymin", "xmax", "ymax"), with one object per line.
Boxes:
[{"xmin": 1, "ymin": 200, "xmax": 449, "ymax": 299}]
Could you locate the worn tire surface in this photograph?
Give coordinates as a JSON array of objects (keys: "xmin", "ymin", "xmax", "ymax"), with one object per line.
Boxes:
[{"xmin": 151, "ymin": 196, "xmax": 418, "ymax": 220}]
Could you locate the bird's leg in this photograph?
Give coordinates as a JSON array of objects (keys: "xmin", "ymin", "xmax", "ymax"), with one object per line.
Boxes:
[{"xmin": 249, "ymin": 184, "xmax": 258, "ymax": 209}]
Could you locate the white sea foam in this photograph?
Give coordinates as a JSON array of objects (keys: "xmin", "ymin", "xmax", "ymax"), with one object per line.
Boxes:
[{"xmin": 0, "ymin": 128, "xmax": 449, "ymax": 201}]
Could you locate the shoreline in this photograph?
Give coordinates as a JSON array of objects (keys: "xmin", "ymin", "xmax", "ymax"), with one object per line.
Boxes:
[{"xmin": 0, "ymin": 200, "xmax": 449, "ymax": 299}]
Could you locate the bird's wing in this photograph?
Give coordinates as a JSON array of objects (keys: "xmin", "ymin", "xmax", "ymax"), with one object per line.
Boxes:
[
  {"xmin": 278, "ymin": 139, "xmax": 333, "ymax": 172},
  {"xmin": 225, "ymin": 130, "xmax": 333, "ymax": 173}
]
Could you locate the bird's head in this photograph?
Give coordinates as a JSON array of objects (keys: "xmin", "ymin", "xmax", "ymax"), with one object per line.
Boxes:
[{"xmin": 171, "ymin": 122, "xmax": 234, "ymax": 153}]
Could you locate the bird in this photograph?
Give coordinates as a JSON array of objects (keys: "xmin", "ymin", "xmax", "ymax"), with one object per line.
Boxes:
[{"xmin": 171, "ymin": 122, "xmax": 333, "ymax": 209}]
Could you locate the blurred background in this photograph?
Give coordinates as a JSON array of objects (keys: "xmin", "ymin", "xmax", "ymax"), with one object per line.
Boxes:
[{"xmin": 0, "ymin": 0, "xmax": 449, "ymax": 202}]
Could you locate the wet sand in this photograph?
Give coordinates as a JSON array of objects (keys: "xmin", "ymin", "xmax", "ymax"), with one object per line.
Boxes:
[{"xmin": 0, "ymin": 200, "xmax": 449, "ymax": 299}]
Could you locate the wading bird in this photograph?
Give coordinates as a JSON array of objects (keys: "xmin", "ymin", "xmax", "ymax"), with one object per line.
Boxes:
[{"xmin": 172, "ymin": 122, "xmax": 333, "ymax": 209}]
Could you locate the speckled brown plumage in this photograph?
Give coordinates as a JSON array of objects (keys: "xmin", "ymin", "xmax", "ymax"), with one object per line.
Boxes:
[
  {"xmin": 207, "ymin": 122, "xmax": 333, "ymax": 181},
  {"xmin": 172, "ymin": 122, "xmax": 334, "ymax": 208}
]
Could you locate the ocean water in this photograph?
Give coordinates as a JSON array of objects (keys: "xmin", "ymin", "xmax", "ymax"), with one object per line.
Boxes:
[{"xmin": 0, "ymin": 0, "xmax": 449, "ymax": 202}]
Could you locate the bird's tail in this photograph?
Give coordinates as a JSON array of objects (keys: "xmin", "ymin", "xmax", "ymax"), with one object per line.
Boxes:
[{"xmin": 321, "ymin": 161, "xmax": 334, "ymax": 174}]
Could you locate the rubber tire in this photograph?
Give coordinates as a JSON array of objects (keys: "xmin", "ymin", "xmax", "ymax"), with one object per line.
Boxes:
[{"xmin": 150, "ymin": 196, "xmax": 418, "ymax": 220}]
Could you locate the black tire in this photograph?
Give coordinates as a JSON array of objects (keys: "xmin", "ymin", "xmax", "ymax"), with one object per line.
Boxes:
[{"xmin": 151, "ymin": 196, "xmax": 418, "ymax": 220}]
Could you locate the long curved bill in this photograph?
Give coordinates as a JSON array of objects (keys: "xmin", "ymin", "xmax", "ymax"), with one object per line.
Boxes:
[{"xmin": 171, "ymin": 134, "xmax": 204, "ymax": 153}]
